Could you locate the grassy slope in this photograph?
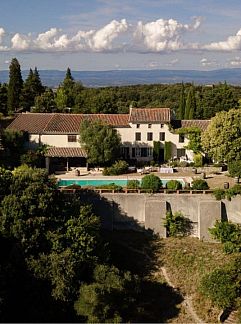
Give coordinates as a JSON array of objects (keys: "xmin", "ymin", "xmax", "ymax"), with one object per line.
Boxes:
[
  {"xmin": 104, "ymin": 230, "xmax": 236, "ymax": 323},
  {"xmin": 157, "ymin": 237, "xmax": 236, "ymax": 322}
]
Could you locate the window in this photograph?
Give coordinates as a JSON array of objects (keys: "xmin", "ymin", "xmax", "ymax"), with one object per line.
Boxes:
[
  {"xmin": 147, "ymin": 132, "xmax": 153, "ymax": 141},
  {"xmin": 148, "ymin": 124, "xmax": 152, "ymax": 128},
  {"xmin": 159, "ymin": 132, "xmax": 165, "ymax": 141},
  {"xmin": 136, "ymin": 124, "xmax": 140, "ymax": 128},
  {"xmin": 68, "ymin": 135, "xmax": 77, "ymax": 142},
  {"xmin": 179, "ymin": 134, "xmax": 185, "ymax": 143},
  {"xmin": 160, "ymin": 123, "xmax": 164, "ymax": 128},
  {"xmin": 177, "ymin": 149, "xmax": 186, "ymax": 158},
  {"xmin": 135, "ymin": 132, "xmax": 141, "ymax": 141}
]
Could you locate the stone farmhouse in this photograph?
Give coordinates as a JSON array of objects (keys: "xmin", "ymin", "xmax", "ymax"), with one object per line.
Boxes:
[{"xmin": 7, "ymin": 107, "xmax": 209, "ymax": 171}]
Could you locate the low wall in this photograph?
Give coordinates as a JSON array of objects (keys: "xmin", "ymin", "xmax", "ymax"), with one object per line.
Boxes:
[{"xmin": 99, "ymin": 193, "xmax": 241, "ymax": 241}]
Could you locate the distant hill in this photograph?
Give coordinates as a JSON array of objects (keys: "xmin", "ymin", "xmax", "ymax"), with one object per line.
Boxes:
[{"xmin": 0, "ymin": 68, "xmax": 241, "ymax": 87}]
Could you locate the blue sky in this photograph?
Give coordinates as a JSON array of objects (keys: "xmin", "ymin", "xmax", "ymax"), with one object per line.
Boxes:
[{"xmin": 1, "ymin": 0, "xmax": 241, "ymax": 71}]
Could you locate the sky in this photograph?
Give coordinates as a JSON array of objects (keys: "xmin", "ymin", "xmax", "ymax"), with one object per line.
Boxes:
[{"xmin": 1, "ymin": 0, "xmax": 241, "ymax": 71}]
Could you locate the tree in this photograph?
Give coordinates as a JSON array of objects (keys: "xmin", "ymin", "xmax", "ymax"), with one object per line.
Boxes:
[
  {"xmin": 184, "ymin": 86, "xmax": 196, "ymax": 119},
  {"xmin": 7, "ymin": 58, "xmax": 23, "ymax": 113},
  {"xmin": 0, "ymin": 83, "xmax": 8, "ymax": 116},
  {"xmin": 21, "ymin": 67, "xmax": 44, "ymax": 111},
  {"xmin": 178, "ymin": 82, "xmax": 185, "ymax": 119},
  {"xmin": 74, "ymin": 264, "xmax": 140, "ymax": 323},
  {"xmin": 79, "ymin": 120, "xmax": 121, "ymax": 166},
  {"xmin": 33, "ymin": 89, "xmax": 56, "ymax": 112},
  {"xmin": 178, "ymin": 127, "xmax": 202, "ymax": 153},
  {"xmin": 201, "ymin": 109, "xmax": 241, "ymax": 162}
]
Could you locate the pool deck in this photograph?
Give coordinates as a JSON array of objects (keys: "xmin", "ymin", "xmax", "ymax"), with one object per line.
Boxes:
[{"xmin": 54, "ymin": 171, "xmax": 193, "ymax": 185}]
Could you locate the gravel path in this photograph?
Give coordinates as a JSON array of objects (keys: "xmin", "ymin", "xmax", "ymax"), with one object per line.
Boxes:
[{"xmin": 161, "ymin": 267, "xmax": 205, "ymax": 324}]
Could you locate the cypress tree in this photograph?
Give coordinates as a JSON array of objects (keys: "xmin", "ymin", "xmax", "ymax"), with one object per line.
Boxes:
[
  {"xmin": 184, "ymin": 86, "xmax": 196, "ymax": 120},
  {"xmin": 7, "ymin": 58, "xmax": 23, "ymax": 113},
  {"xmin": 33, "ymin": 67, "xmax": 44, "ymax": 94},
  {"xmin": 178, "ymin": 82, "xmax": 185, "ymax": 119}
]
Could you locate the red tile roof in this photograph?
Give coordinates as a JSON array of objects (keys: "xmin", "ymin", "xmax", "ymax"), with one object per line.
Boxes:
[
  {"xmin": 129, "ymin": 108, "xmax": 171, "ymax": 123},
  {"xmin": 45, "ymin": 147, "xmax": 87, "ymax": 157},
  {"xmin": 7, "ymin": 113, "xmax": 130, "ymax": 134},
  {"xmin": 8, "ymin": 113, "xmax": 54, "ymax": 133},
  {"xmin": 180, "ymin": 120, "xmax": 210, "ymax": 131}
]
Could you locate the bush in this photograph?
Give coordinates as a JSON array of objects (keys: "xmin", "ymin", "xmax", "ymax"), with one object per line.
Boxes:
[
  {"xmin": 228, "ymin": 160, "xmax": 241, "ymax": 178},
  {"xmin": 95, "ymin": 183, "xmax": 123, "ymax": 191},
  {"xmin": 193, "ymin": 153, "xmax": 203, "ymax": 167},
  {"xmin": 191, "ymin": 179, "xmax": 209, "ymax": 190},
  {"xmin": 199, "ymin": 267, "xmax": 239, "ymax": 309},
  {"xmin": 179, "ymin": 161, "xmax": 188, "ymax": 167},
  {"xmin": 166, "ymin": 180, "xmax": 182, "ymax": 190},
  {"xmin": 164, "ymin": 211, "xmax": 192, "ymax": 237},
  {"xmin": 127, "ymin": 180, "xmax": 140, "ymax": 189},
  {"xmin": 209, "ymin": 220, "xmax": 241, "ymax": 253},
  {"xmin": 141, "ymin": 174, "xmax": 162, "ymax": 192},
  {"xmin": 103, "ymin": 160, "xmax": 129, "ymax": 176},
  {"xmin": 213, "ymin": 188, "xmax": 226, "ymax": 200}
]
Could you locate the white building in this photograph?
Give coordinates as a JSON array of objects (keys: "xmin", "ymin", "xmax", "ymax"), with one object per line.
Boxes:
[{"xmin": 7, "ymin": 108, "xmax": 210, "ymax": 170}]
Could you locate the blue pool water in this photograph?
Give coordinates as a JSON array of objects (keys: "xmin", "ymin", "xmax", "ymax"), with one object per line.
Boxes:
[{"xmin": 58, "ymin": 178, "xmax": 185, "ymax": 188}]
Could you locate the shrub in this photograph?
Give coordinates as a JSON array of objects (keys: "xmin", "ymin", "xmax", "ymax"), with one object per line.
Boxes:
[
  {"xmin": 193, "ymin": 153, "xmax": 203, "ymax": 167},
  {"xmin": 127, "ymin": 180, "xmax": 140, "ymax": 189},
  {"xmin": 199, "ymin": 267, "xmax": 239, "ymax": 309},
  {"xmin": 228, "ymin": 160, "xmax": 241, "ymax": 178},
  {"xmin": 164, "ymin": 211, "xmax": 192, "ymax": 237},
  {"xmin": 141, "ymin": 174, "xmax": 162, "ymax": 192},
  {"xmin": 103, "ymin": 160, "xmax": 129, "ymax": 176},
  {"xmin": 166, "ymin": 180, "xmax": 182, "ymax": 190},
  {"xmin": 213, "ymin": 188, "xmax": 226, "ymax": 200},
  {"xmin": 209, "ymin": 220, "xmax": 241, "ymax": 253},
  {"xmin": 191, "ymin": 179, "xmax": 209, "ymax": 190},
  {"xmin": 179, "ymin": 161, "xmax": 188, "ymax": 167},
  {"xmin": 95, "ymin": 183, "xmax": 123, "ymax": 191}
]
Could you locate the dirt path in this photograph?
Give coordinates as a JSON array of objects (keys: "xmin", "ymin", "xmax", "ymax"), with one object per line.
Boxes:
[{"xmin": 161, "ymin": 267, "xmax": 205, "ymax": 324}]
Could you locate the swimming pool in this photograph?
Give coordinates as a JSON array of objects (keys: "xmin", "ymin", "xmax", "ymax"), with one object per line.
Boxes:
[{"xmin": 58, "ymin": 178, "xmax": 186, "ymax": 188}]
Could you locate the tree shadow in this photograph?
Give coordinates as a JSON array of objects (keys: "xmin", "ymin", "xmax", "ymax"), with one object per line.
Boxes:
[
  {"xmin": 69, "ymin": 189, "xmax": 184, "ymax": 322},
  {"xmin": 0, "ymin": 236, "xmax": 81, "ymax": 323}
]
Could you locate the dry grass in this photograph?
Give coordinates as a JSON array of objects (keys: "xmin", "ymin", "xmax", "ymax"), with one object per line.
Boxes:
[{"xmin": 157, "ymin": 237, "xmax": 236, "ymax": 323}]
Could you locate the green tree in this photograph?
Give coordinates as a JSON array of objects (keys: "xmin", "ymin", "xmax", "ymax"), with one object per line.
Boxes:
[
  {"xmin": 33, "ymin": 89, "xmax": 56, "ymax": 112},
  {"xmin": 74, "ymin": 264, "xmax": 140, "ymax": 323},
  {"xmin": 21, "ymin": 67, "xmax": 44, "ymax": 111},
  {"xmin": 0, "ymin": 83, "xmax": 8, "ymax": 116},
  {"xmin": 7, "ymin": 58, "xmax": 23, "ymax": 113},
  {"xmin": 201, "ymin": 109, "xmax": 241, "ymax": 162},
  {"xmin": 184, "ymin": 86, "xmax": 196, "ymax": 119},
  {"xmin": 178, "ymin": 82, "xmax": 185, "ymax": 119},
  {"xmin": 79, "ymin": 120, "xmax": 121, "ymax": 166}
]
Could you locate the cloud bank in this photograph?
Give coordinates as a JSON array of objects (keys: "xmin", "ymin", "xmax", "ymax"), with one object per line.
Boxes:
[{"xmin": 1, "ymin": 17, "xmax": 241, "ymax": 54}]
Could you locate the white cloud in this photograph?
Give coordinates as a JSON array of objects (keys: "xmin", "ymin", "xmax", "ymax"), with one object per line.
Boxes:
[
  {"xmin": 91, "ymin": 19, "xmax": 128, "ymax": 51},
  {"xmin": 203, "ymin": 29, "xmax": 241, "ymax": 51},
  {"xmin": 229, "ymin": 56, "xmax": 241, "ymax": 66},
  {"xmin": 166, "ymin": 58, "xmax": 179, "ymax": 66},
  {"xmin": 200, "ymin": 58, "xmax": 217, "ymax": 67},
  {"xmin": 0, "ymin": 27, "xmax": 8, "ymax": 51},
  {"xmin": 2, "ymin": 17, "xmax": 241, "ymax": 56},
  {"xmin": 11, "ymin": 33, "xmax": 31, "ymax": 50},
  {"xmin": 133, "ymin": 17, "xmax": 201, "ymax": 52}
]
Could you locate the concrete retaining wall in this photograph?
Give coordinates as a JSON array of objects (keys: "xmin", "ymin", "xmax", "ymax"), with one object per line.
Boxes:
[{"xmin": 99, "ymin": 193, "xmax": 241, "ymax": 241}]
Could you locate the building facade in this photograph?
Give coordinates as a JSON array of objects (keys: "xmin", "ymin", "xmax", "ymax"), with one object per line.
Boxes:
[{"xmin": 7, "ymin": 108, "xmax": 210, "ymax": 167}]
